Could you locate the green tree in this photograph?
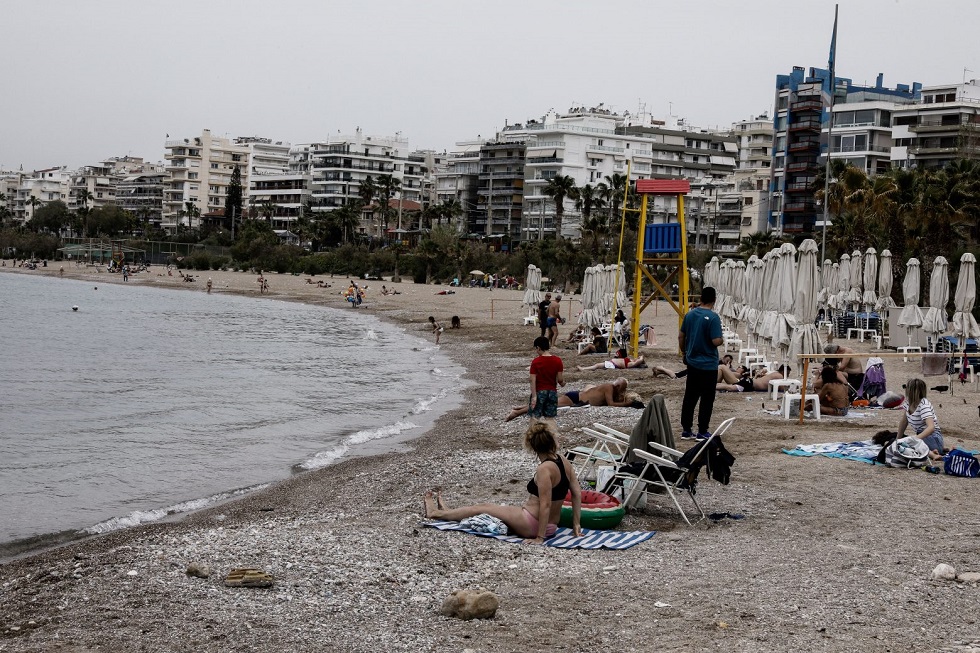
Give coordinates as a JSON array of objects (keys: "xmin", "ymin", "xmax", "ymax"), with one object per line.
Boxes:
[
  {"xmin": 375, "ymin": 174, "xmax": 401, "ymax": 238},
  {"xmin": 543, "ymin": 174, "xmax": 577, "ymax": 240},
  {"xmin": 27, "ymin": 195, "xmax": 42, "ymax": 223},
  {"xmin": 30, "ymin": 200, "xmax": 70, "ymax": 234},
  {"xmin": 225, "ymin": 165, "xmax": 244, "ymax": 233},
  {"xmin": 87, "ymin": 205, "xmax": 134, "ymax": 237}
]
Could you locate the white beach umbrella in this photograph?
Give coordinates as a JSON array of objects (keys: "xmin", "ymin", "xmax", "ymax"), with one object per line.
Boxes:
[
  {"xmin": 848, "ymin": 249, "xmax": 863, "ymax": 310},
  {"xmin": 744, "ymin": 255, "xmax": 761, "ymax": 346},
  {"xmin": 522, "ymin": 264, "xmax": 542, "ymax": 308},
  {"xmin": 817, "ymin": 258, "xmax": 833, "ymax": 313},
  {"xmin": 608, "ymin": 262, "xmax": 631, "ymax": 319},
  {"xmin": 835, "ymin": 253, "xmax": 851, "ymax": 314},
  {"xmin": 921, "ymin": 256, "xmax": 950, "ymax": 345},
  {"xmin": 876, "ymin": 250, "xmax": 895, "ymax": 312},
  {"xmin": 897, "ymin": 258, "xmax": 924, "ymax": 347},
  {"xmin": 577, "ymin": 264, "xmax": 602, "ymax": 328},
  {"xmin": 718, "ymin": 259, "xmax": 737, "ymax": 329},
  {"xmin": 790, "ymin": 239, "xmax": 823, "ymax": 370},
  {"xmin": 759, "ymin": 248, "xmax": 781, "ymax": 355},
  {"xmin": 774, "ymin": 242, "xmax": 798, "ymax": 365},
  {"xmin": 704, "ymin": 256, "xmax": 720, "ymax": 291},
  {"xmin": 862, "ymin": 247, "xmax": 878, "ymax": 329},
  {"xmin": 733, "ymin": 259, "xmax": 748, "ymax": 334},
  {"xmin": 952, "ymin": 252, "xmax": 980, "ymax": 344}
]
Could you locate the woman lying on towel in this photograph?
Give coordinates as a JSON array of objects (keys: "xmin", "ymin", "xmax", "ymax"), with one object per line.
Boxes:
[
  {"xmin": 715, "ymin": 365, "xmax": 789, "ymax": 392},
  {"xmin": 577, "ymin": 349, "xmax": 646, "ymax": 371},
  {"xmin": 423, "ymin": 423, "xmax": 582, "ymax": 544}
]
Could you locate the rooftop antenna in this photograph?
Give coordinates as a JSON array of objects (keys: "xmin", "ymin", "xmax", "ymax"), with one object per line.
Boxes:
[{"xmin": 965, "ymin": 68, "xmax": 975, "ymax": 83}]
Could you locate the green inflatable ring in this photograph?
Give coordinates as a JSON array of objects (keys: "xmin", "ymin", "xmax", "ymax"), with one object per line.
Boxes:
[{"xmin": 559, "ymin": 489, "xmax": 625, "ymax": 530}]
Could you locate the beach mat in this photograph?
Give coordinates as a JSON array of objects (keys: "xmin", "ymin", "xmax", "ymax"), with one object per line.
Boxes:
[
  {"xmin": 423, "ymin": 520, "xmax": 655, "ymax": 550},
  {"xmin": 782, "ymin": 440, "xmax": 881, "ymax": 464}
]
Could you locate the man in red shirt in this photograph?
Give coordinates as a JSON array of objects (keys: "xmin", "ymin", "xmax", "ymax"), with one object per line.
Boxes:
[{"xmin": 528, "ymin": 336, "xmax": 565, "ymax": 426}]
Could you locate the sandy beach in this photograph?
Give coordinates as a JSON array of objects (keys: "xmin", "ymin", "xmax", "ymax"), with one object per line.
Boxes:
[{"xmin": 2, "ymin": 262, "xmax": 980, "ymax": 653}]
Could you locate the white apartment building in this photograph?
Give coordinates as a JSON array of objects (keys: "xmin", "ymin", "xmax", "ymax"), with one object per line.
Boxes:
[
  {"xmin": 13, "ymin": 167, "xmax": 71, "ymax": 223},
  {"xmin": 500, "ymin": 107, "xmax": 737, "ymax": 241},
  {"xmin": 163, "ymin": 129, "xmax": 250, "ymax": 231},
  {"xmin": 435, "ymin": 140, "xmax": 483, "ymax": 232},
  {"xmin": 891, "ymin": 80, "xmax": 980, "ymax": 169},
  {"xmin": 731, "ymin": 115, "xmax": 774, "ymax": 240},
  {"xmin": 297, "ymin": 129, "xmax": 411, "ymax": 238},
  {"xmin": 235, "ymin": 137, "xmax": 290, "ymax": 177},
  {"xmin": 116, "ymin": 172, "xmax": 166, "ymax": 227},
  {"xmin": 0, "ymin": 170, "xmax": 24, "ymax": 217}
]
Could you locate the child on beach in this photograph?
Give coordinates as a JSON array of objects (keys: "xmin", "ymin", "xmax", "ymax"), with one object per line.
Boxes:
[
  {"xmin": 428, "ymin": 316, "xmax": 444, "ymax": 344},
  {"xmin": 528, "ymin": 336, "xmax": 565, "ymax": 426}
]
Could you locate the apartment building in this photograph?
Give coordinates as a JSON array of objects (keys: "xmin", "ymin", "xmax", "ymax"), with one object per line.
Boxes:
[
  {"xmin": 435, "ymin": 140, "xmax": 483, "ymax": 233},
  {"xmin": 501, "ymin": 106, "xmax": 737, "ymax": 242},
  {"xmin": 13, "ymin": 167, "xmax": 71, "ymax": 223},
  {"xmin": 0, "ymin": 170, "xmax": 24, "ymax": 218},
  {"xmin": 769, "ymin": 67, "xmax": 920, "ymax": 234},
  {"xmin": 475, "ymin": 141, "xmax": 526, "ymax": 243},
  {"xmin": 163, "ymin": 129, "xmax": 250, "ymax": 231},
  {"xmin": 731, "ymin": 115, "xmax": 774, "ymax": 240},
  {"xmin": 115, "ymin": 172, "xmax": 166, "ymax": 228},
  {"xmin": 301, "ymin": 129, "xmax": 410, "ymax": 239},
  {"xmin": 235, "ymin": 137, "xmax": 290, "ymax": 177},
  {"xmin": 891, "ymin": 80, "xmax": 980, "ymax": 169}
]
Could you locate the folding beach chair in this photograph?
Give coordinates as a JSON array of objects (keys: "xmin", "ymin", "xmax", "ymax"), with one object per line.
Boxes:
[
  {"xmin": 565, "ymin": 426, "xmax": 630, "ymax": 482},
  {"xmin": 603, "ymin": 417, "xmax": 736, "ymax": 525}
]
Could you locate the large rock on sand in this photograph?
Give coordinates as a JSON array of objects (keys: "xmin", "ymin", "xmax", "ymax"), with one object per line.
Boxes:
[{"xmin": 440, "ymin": 589, "xmax": 499, "ymax": 620}]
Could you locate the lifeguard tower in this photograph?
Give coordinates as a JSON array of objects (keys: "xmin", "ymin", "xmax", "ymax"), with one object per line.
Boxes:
[{"xmin": 628, "ymin": 179, "xmax": 691, "ymax": 354}]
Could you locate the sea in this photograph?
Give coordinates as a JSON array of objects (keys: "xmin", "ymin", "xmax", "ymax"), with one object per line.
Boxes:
[{"xmin": 0, "ymin": 273, "xmax": 465, "ymax": 560}]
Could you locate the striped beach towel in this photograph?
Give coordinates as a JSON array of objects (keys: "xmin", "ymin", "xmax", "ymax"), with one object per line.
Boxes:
[
  {"xmin": 782, "ymin": 440, "xmax": 881, "ymax": 464},
  {"xmin": 423, "ymin": 520, "xmax": 655, "ymax": 550}
]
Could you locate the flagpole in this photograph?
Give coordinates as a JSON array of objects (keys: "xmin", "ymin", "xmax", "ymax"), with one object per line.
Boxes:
[{"xmin": 821, "ymin": 4, "xmax": 838, "ymax": 267}]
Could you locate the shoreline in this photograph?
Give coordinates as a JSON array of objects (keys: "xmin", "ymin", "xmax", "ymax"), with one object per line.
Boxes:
[{"xmin": 2, "ymin": 263, "xmax": 980, "ymax": 651}]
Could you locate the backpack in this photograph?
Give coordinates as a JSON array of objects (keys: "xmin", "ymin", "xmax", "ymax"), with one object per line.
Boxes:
[
  {"xmin": 943, "ymin": 449, "xmax": 980, "ymax": 478},
  {"xmin": 884, "ymin": 436, "xmax": 930, "ymax": 468}
]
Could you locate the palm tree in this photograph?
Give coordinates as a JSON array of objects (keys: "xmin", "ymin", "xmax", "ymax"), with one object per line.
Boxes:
[
  {"xmin": 332, "ymin": 203, "xmax": 361, "ymax": 244},
  {"xmin": 374, "ymin": 174, "xmax": 401, "ymax": 238},
  {"xmin": 27, "ymin": 195, "xmax": 42, "ymax": 223},
  {"xmin": 416, "ymin": 238, "xmax": 441, "ymax": 284},
  {"xmin": 439, "ymin": 198, "xmax": 464, "ymax": 229},
  {"xmin": 603, "ymin": 173, "xmax": 628, "ymax": 223},
  {"xmin": 543, "ymin": 175, "xmax": 577, "ymax": 239},
  {"xmin": 184, "ymin": 201, "xmax": 201, "ymax": 229}
]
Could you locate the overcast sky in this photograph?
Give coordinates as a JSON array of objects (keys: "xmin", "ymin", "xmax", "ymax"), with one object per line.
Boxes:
[{"xmin": 2, "ymin": 0, "xmax": 978, "ymax": 171}]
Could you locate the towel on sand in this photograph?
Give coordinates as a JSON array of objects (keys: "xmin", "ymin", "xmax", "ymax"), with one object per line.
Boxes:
[
  {"xmin": 423, "ymin": 520, "xmax": 655, "ymax": 550},
  {"xmin": 782, "ymin": 440, "xmax": 882, "ymax": 464}
]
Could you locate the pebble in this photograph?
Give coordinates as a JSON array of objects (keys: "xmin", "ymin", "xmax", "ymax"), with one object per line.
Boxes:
[
  {"xmin": 958, "ymin": 572, "xmax": 980, "ymax": 583},
  {"xmin": 932, "ymin": 563, "xmax": 957, "ymax": 580}
]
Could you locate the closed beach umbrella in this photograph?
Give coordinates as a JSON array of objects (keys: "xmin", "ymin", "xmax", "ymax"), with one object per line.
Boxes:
[
  {"xmin": 774, "ymin": 242, "xmax": 798, "ymax": 365},
  {"xmin": 862, "ymin": 247, "xmax": 878, "ymax": 329},
  {"xmin": 876, "ymin": 250, "xmax": 895, "ymax": 311},
  {"xmin": 952, "ymin": 252, "xmax": 980, "ymax": 344},
  {"xmin": 897, "ymin": 258, "xmax": 924, "ymax": 347},
  {"xmin": 522, "ymin": 264, "xmax": 542, "ymax": 309},
  {"xmin": 817, "ymin": 258, "xmax": 833, "ymax": 313},
  {"xmin": 577, "ymin": 264, "xmax": 602, "ymax": 328},
  {"xmin": 733, "ymin": 259, "xmax": 747, "ymax": 334},
  {"xmin": 848, "ymin": 249, "xmax": 863, "ymax": 310},
  {"xmin": 790, "ymin": 239, "xmax": 822, "ymax": 370},
  {"xmin": 921, "ymin": 256, "xmax": 949, "ymax": 345},
  {"xmin": 744, "ymin": 255, "xmax": 761, "ymax": 346},
  {"xmin": 704, "ymin": 256, "xmax": 720, "ymax": 291},
  {"xmin": 835, "ymin": 253, "xmax": 851, "ymax": 314},
  {"xmin": 759, "ymin": 248, "xmax": 781, "ymax": 355}
]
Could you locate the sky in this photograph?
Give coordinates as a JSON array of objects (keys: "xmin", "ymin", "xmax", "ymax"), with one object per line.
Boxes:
[{"xmin": 2, "ymin": 0, "xmax": 979, "ymax": 171}]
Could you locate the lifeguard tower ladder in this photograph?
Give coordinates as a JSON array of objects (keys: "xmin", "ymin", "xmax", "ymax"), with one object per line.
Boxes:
[{"xmin": 629, "ymin": 179, "xmax": 691, "ymax": 355}]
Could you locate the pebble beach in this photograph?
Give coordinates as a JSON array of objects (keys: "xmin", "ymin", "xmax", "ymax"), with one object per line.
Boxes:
[{"xmin": 2, "ymin": 263, "xmax": 980, "ymax": 653}]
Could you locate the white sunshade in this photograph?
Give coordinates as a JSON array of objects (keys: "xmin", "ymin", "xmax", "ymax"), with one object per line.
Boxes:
[
  {"xmin": 921, "ymin": 256, "xmax": 949, "ymax": 337},
  {"xmin": 952, "ymin": 252, "xmax": 980, "ymax": 340},
  {"xmin": 898, "ymin": 258, "xmax": 924, "ymax": 329}
]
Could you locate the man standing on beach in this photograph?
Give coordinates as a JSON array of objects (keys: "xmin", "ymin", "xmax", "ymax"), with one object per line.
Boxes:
[
  {"xmin": 678, "ymin": 286, "xmax": 723, "ymax": 440},
  {"xmin": 538, "ymin": 293, "xmax": 552, "ymax": 339},
  {"xmin": 547, "ymin": 295, "xmax": 562, "ymax": 346},
  {"xmin": 528, "ymin": 336, "xmax": 565, "ymax": 429}
]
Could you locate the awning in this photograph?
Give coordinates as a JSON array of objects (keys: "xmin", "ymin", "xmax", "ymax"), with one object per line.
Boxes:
[
  {"xmin": 723, "ymin": 141, "xmax": 738, "ymax": 153},
  {"xmin": 710, "ymin": 155, "xmax": 736, "ymax": 166}
]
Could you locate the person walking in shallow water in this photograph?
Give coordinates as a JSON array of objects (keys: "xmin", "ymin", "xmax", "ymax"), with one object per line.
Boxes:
[
  {"xmin": 206, "ymin": 277, "xmax": 213, "ymax": 294},
  {"xmin": 429, "ymin": 316, "xmax": 444, "ymax": 344}
]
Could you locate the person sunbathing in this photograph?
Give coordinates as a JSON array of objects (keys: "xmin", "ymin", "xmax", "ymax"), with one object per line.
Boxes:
[
  {"xmin": 577, "ymin": 349, "xmax": 646, "ymax": 371},
  {"xmin": 423, "ymin": 422, "xmax": 582, "ymax": 543},
  {"xmin": 716, "ymin": 365, "xmax": 789, "ymax": 392},
  {"xmin": 504, "ymin": 378, "xmax": 641, "ymax": 421}
]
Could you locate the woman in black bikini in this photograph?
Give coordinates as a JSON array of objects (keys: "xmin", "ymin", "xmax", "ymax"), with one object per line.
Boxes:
[{"xmin": 423, "ymin": 423, "xmax": 582, "ymax": 543}]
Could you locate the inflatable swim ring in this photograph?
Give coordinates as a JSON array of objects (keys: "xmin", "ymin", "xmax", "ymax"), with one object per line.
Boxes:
[{"xmin": 559, "ymin": 489, "xmax": 625, "ymax": 530}]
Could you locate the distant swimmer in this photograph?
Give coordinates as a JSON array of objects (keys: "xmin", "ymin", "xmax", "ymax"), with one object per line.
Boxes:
[{"xmin": 72, "ymin": 305, "xmax": 79, "ymax": 311}]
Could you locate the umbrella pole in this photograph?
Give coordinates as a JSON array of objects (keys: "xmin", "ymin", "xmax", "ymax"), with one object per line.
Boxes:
[{"xmin": 799, "ymin": 357, "xmax": 810, "ymax": 426}]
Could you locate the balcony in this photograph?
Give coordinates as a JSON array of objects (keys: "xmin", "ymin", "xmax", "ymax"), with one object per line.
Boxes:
[
  {"xmin": 785, "ymin": 181, "xmax": 813, "ymax": 192},
  {"xmin": 909, "ymin": 146, "xmax": 960, "ymax": 156},
  {"xmin": 789, "ymin": 140, "xmax": 820, "ymax": 152},
  {"xmin": 586, "ymin": 144, "xmax": 625, "ymax": 153},
  {"xmin": 790, "ymin": 99, "xmax": 823, "ymax": 113},
  {"xmin": 789, "ymin": 119, "xmax": 822, "ymax": 132},
  {"xmin": 784, "ymin": 201, "xmax": 817, "ymax": 212},
  {"xmin": 786, "ymin": 160, "xmax": 818, "ymax": 172},
  {"xmin": 525, "ymin": 156, "xmax": 563, "ymax": 165}
]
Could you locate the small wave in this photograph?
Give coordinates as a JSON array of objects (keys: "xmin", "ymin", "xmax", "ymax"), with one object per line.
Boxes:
[
  {"xmin": 412, "ymin": 388, "xmax": 448, "ymax": 414},
  {"xmin": 296, "ymin": 421, "xmax": 419, "ymax": 471},
  {"xmin": 364, "ymin": 329, "xmax": 379, "ymax": 340},
  {"xmin": 81, "ymin": 483, "xmax": 270, "ymax": 535}
]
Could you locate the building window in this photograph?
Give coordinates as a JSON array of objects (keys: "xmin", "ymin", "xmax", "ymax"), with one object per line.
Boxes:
[{"xmin": 210, "ymin": 163, "xmax": 218, "ymax": 169}]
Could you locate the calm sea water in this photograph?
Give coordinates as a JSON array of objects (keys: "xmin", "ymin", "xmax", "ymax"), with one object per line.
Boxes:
[{"xmin": 0, "ymin": 273, "xmax": 464, "ymax": 559}]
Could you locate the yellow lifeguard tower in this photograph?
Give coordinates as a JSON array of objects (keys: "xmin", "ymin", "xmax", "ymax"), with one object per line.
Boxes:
[{"xmin": 629, "ymin": 179, "xmax": 692, "ymax": 354}]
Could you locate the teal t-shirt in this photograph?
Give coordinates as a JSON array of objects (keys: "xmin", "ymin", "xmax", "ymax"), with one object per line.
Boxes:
[{"xmin": 681, "ymin": 306, "xmax": 722, "ymax": 370}]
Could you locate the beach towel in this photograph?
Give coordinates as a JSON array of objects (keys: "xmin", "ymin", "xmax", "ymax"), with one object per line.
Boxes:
[
  {"xmin": 423, "ymin": 520, "xmax": 656, "ymax": 550},
  {"xmin": 782, "ymin": 440, "xmax": 882, "ymax": 464}
]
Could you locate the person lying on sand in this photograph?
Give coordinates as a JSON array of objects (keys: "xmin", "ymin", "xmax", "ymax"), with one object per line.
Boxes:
[
  {"xmin": 716, "ymin": 365, "xmax": 789, "ymax": 392},
  {"xmin": 577, "ymin": 349, "xmax": 646, "ymax": 371},
  {"xmin": 423, "ymin": 423, "xmax": 582, "ymax": 543},
  {"xmin": 505, "ymin": 378, "xmax": 642, "ymax": 421}
]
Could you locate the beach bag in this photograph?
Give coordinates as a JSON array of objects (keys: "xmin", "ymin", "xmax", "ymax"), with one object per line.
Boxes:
[
  {"xmin": 459, "ymin": 514, "xmax": 508, "ymax": 535},
  {"xmin": 885, "ymin": 436, "xmax": 930, "ymax": 468},
  {"xmin": 943, "ymin": 449, "xmax": 980, "ymax": 478}
]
